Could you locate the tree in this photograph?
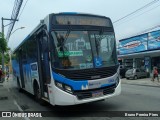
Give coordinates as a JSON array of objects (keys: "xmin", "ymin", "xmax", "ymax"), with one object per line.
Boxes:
[
  {"xmin": 0, "ymin": 32, "xmax": 10, "ymax": 69},
  {"xmin": 0, "ymin": 53, "xmax": 10, "ymax": 65},
  {"xmin": 0, "ymin": 32, "xmax": 8, "ymax": 53}
]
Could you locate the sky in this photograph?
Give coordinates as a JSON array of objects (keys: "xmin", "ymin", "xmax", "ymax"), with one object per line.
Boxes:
[{"xmin": 0, "ymin": 0, "xmax": 160, "ymax": 50}]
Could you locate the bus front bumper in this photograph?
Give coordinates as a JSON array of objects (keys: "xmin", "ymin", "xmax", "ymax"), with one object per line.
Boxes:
[{"xmin": 54, "ymin": 80, "xmax": 121, "ymax": 106}]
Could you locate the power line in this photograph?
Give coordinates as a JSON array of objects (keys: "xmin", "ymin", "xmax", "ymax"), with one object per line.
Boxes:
[
  {"xmin": 6, "ymin": 0, "xmax": 23, "ymax": 40},
  {"xmin": 135, "ymin": 25, "xmax": 160, "ymax": 35},
  {"xmin": 113, "ymin": 0, "xmax": 159, "ymax": 24},
  {"xmin": 118, "ymin": 3, "xmax": 160, "ymax": 38},
  {"xmin": 18, "ymin": 0, "xmax": 29, "ymax": 19},
  {"xmin": 117, "ymin": 25, "xmax": 160, "ymax": 41},
  {"xmin": 114, "ymin": 3, "xmax": 160, "ymax": 27},
  {"xmin": 8, "ymin": 0, "xmax": 28, "ymax": 40}
]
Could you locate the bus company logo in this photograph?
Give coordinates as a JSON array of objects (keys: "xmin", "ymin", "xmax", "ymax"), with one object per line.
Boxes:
[
  {"xmin": 91, "ymin": 75, "xmax": 101, "ymax": 79},
  {"xmin": 123, "ymin": 41, "xmax": 141, "ymax": 49},
  {"xmin": 89, "ymin": 82, "xmax": 101, "ymax": 86}
]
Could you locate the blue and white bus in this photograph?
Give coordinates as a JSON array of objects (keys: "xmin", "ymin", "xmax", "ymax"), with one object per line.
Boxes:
[{"xmin": 12, "ymin": 12, "xmax": 121, "ymax": 106}]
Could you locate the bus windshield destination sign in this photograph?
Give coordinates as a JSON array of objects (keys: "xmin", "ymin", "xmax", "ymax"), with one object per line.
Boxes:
[{"xmin": 54, "ymin": 15, "xmax": 112, "ymax": 27}]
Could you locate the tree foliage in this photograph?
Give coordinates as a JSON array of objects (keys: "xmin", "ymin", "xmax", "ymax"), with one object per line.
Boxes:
[
  {"xmin": 0, "ymin": 32, "xmax": 10, "ymax": 65},
  {"xmin": 0, "ymin": 32, "xmax": 8, "ymax": 53},
  {"xmin": 0, "ymin": 53, "xmax": 10, "ymax": 64}
]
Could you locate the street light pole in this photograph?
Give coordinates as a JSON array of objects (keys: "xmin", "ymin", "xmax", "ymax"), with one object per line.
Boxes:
[{"xmin": 8, "ymin": 27, "xmax": 25, "ymax": 40}]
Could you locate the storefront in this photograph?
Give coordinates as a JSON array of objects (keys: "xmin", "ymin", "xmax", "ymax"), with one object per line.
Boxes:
[{"xmin": 118, "ymin": 29, "xmax": 160, "ymax": 75}]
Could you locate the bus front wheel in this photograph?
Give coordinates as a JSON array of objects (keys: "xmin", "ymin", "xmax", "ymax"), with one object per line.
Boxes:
[
  {"xmin": 34, "ymin": 82, "xmax": 46, "ymax": 105},
  {"xmin": 34, "ymin": 83, "xmax": 41, "ymax": 101}
]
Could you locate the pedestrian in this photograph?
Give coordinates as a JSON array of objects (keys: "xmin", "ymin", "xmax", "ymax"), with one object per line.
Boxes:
[
  {"xmin": 0, "ymin": 68, "xmax": 3, "ymax": 82},
  {"xmin": 151, "ymin": 67, "xmax": 159, "ymax": 82}
]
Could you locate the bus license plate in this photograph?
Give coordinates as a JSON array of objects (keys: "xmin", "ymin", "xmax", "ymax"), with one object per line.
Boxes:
[{"xmin": 92, "ymin": 90, "xmax": 103, "ymax": 97}]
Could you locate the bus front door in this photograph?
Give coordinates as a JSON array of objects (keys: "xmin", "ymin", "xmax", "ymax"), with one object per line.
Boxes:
[{"xmin": 37, "ymin": 32, "xmax": 51, "ymax": 99}]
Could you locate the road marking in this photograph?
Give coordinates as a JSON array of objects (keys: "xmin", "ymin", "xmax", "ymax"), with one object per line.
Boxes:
[{"xmin": 13, "ymin": 100, "xmax": 30, "ymax": 120}]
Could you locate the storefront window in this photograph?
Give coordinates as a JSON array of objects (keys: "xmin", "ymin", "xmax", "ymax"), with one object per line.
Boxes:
[{"xmin": 135, "ymin": 58, "xmax": 145, "ymax": 69}]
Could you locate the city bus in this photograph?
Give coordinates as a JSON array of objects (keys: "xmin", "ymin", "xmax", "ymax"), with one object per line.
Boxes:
[{"xmin": 12, "ymin": 12, "xmax": 121, "ymax": 106}]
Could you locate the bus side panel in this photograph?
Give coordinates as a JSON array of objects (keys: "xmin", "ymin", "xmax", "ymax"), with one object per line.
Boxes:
[
  {"xmin": 22, "ymin": 63, "xmax": 34, "ymax": 94},
  {"xmin": 30, "ymin": 62, "xmax": 40, "ymax": 95},
  {"xmin": 12, "ymin": 58, "xmax": 21, "ymax": 87}
]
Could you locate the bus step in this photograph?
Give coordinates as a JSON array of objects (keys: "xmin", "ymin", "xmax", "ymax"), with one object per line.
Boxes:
[{"xmin": 41, "ymin": 97, "xmax": 49, "ymax": 102}]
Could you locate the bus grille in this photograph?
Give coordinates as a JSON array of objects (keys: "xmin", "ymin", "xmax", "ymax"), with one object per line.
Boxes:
[
  {"xmin": 54, "ymin": 65, "xmax": 118, "ymax": 80},
  {"xmin": 73, "ymin": 84, "xmax": 116, "ymax": 100}
]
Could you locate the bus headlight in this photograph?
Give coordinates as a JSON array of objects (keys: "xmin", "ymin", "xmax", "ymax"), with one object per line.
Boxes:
[
  {"xmin": 55, "ymin": 81, "xmax": 73, "ymax": 94},
  {"xmin": 55, "ymin": 81, "xmax": 63, "ymax": 89},
  {"xmin": 64, "ymin": 85, "xmax": 73, "ymax": 94}
]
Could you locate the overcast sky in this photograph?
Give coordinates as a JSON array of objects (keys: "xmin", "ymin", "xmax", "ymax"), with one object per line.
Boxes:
[{"xmin": 1, "ymin": 0, "xmax": 160, "ymax": 50}]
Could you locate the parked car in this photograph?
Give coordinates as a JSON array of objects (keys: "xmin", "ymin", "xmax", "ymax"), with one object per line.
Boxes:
[
  {"xmin": 120, "ymin": 65, "xmax": 127, "ymax": 78},
  {"xmin": 125, "ymin": 68, "xmax": 149, "ymax": 80}
]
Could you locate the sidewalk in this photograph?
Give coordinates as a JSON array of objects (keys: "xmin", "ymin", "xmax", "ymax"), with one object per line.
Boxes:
[
  {"xmin": 0, "ymin": 75, "xmax": 32, "ymax": 119},
  {"xmin": 121, "ymin": 77, "xmax": 160, "ymax": 87},
  {"xmin": 0, "ymin": 75, "xmax": 19, "ymax": 111}
]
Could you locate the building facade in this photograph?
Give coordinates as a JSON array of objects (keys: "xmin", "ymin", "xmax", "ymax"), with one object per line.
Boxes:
[{"xmin": 118, "ymin": 29, "xmax": 160, "ymax": 74}]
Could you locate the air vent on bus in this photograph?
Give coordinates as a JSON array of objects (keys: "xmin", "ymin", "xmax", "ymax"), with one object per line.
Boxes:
[{"xmin": 74, "ymin": 84, "xmax": 116, "ymax": 100}]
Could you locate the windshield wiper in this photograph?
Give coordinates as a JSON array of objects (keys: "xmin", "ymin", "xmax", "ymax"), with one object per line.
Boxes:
[
  {"xmin": 95, "ymin": 38, "xmax": 100, "ymax": 56},
  {"xmin": 94, "ymin": 33, "xmax": 102, "ymax": 56},
  {"xmin": 58, "ymin": 28, "xmax": 71, "ymax": 58}
]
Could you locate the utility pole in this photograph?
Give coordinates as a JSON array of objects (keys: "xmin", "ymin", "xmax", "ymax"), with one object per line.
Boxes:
[
  {"xmin": 1, "ymin": 17, "xmax": 5, "ymax": 73},
  {"xmin": 1, "ymin": 17, "xmax": 18, "ymax": 74}
]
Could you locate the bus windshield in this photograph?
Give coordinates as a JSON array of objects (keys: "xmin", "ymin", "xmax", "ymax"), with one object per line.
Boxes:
[{"xmin": 51, "ymin": 30, "xmax": 117, "ymax": 70}]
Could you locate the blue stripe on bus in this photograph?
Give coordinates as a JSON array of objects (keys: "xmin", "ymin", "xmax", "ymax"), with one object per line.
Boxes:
[
  {"xmin": 59, "ymin": 12, "xmax": 78, "ymax": 14},
  {"xmin": 52, "ymin": 72, "xmax": 116, "ymax": 91},
  {"xmin": 52, "ymin": 72, "xmax": 88, "ymax": 90}
]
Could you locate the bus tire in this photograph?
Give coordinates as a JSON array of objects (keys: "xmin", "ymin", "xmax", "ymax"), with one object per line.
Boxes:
[{"xmin": 34, "ymin": 82, "xmax": 46, "ymax": 105}]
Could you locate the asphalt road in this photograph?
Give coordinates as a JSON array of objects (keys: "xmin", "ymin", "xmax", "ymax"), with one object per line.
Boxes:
[{"xmin": 5, "ymin": 79, "xmax": 160, "ymax": 120}]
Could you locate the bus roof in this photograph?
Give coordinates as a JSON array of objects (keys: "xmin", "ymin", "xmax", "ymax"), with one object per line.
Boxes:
[{"xmin": 52, "ymin": 12, "xmax": 110, "ymax": 19}]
